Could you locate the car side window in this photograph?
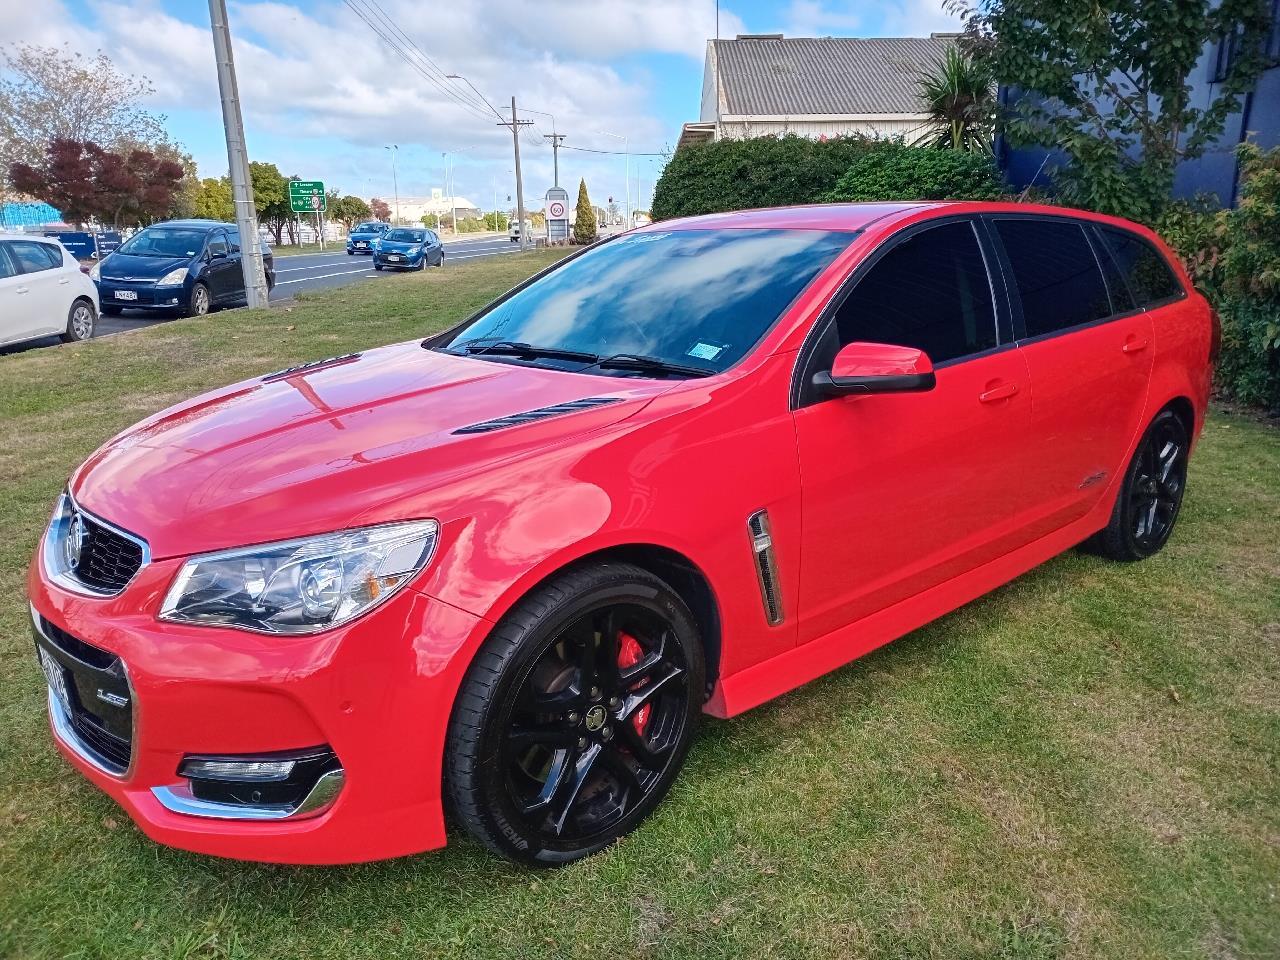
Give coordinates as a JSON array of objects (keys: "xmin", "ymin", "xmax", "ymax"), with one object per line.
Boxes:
[
  {"xmin": 831, "ymin": 220, "xmax": 998, "ymax": 364},
  {"xmin": 207, "ymin": 233, "xmax": 228, "ymax": 258},
  {"xmin": 0, "ymin": 244, "xmax": 18, "ymax": 280},
  {"xmin": 225, "ymin": 230, "xmax": 241, "ymax": 255},
  {"xmin": 9, "ymin": 240, "xmax": 62, "ymax": 273},
  {"xmin": 1099, "ymin": 228, "xmax": 1182, "ymax": 306},
  {"xmin": 993, "ymin": 219, "xmax": 1111, "ymax": 337}
]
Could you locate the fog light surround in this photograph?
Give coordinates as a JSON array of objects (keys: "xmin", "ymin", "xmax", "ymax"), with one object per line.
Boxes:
[{"xmin": 153, "ymin": 746, "xmax": 344, "ymax": 820}]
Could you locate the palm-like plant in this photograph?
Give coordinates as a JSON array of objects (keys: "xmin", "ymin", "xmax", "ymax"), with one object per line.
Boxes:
[{"xmin": 913, "ymin": 46, "xmax": 996, "ymax": 153}]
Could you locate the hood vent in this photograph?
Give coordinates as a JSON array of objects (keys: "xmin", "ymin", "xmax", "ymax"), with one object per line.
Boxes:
[{"xmin": 453, "ymin": 396, "xmax": 623, "ymax": 435}]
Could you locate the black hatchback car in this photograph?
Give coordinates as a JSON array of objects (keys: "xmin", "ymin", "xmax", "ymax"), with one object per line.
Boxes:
[{"xmin": 91, "ymin": 220, "xmax": 275, "ymax": 317}]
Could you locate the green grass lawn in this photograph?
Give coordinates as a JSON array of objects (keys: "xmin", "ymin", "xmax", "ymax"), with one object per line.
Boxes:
[{"xmin": 0, "ymin": 253, "xmax": 1277, "ymax": 959}]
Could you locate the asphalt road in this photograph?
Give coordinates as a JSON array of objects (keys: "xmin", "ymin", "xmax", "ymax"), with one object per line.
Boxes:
[{"xmin": 2, "ymin": 234, "xmax": 523, "ymax": 355}]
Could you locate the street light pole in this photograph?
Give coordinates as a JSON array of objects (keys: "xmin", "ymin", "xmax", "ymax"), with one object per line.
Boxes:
[
  {"xmin": 600, "ymin": 131, "xmax": 630, "ymax": 229},
  {"xmin": 207, "ymin": 0, "xmax": 268, "ymax": 308},
  {"xmin": 385, "ymin": 144, "xmax": 399, "ymax": 223}
]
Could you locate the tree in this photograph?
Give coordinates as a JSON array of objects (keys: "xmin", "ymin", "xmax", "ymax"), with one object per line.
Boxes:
[
  {"xmin": 951, "ymin": 0, "xmax": 1274, "ymax": 221},
  {"xmin": 573, "ymin": 179, "xmax": 596, "ymax": 243},
  {"xmin": 481, "ymin": 211, "xmax": 508, "ymax": 231},
  {"xmin": 370, "ymin": 197, "xmax": 391, "ymax": 221},
  {"xmin": 330, "ymin": 194, "xmax": 372, "ymax": 230},
  {"xmin": 9, "ymin": 138, "xmax": 184, "ymax": 228},
  {"xmin": 0, "ymin": 44, "xmax": 168, "ymax": 200},
  {"xmin": 193, "ymin": 177, "xmax": 235, "ymax": 221},
  {"xmin": 248, "ymin": 162, "xmax": 292, "ymax": 244},
  {"xmin": 419, "ymin": 212, "xmax": 441, "ymax": 229},
  {"xmin": 912, "ymin": 45, "xmax": 995, "ymax": 152}
]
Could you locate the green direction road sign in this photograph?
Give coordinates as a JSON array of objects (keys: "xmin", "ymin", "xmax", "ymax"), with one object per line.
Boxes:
[{"xmin": 288, "ymin": 180, "xmax": 326, "ymax": 213}]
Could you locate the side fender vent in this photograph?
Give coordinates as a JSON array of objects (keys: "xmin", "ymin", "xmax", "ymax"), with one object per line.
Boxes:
[
  {"xmin": 747, "ymin": 509, "xmax": 784, "ymax": 626},
  {"xmin": 453, "ymin": 396, "xmax": 623, "ymax": 435}
]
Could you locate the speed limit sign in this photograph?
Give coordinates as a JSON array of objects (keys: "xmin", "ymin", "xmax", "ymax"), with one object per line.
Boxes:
[
  {"xmin": 310, "ymin": 195, "xmax": 322, "ymax": 211},
  {"xmin": 549, "ymin": 200, "xmax": 565, "ymax": 218}
]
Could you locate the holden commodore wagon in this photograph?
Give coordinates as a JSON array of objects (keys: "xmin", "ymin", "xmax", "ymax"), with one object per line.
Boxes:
[{"xmin": 28, "ymin": 202, "xmax": 1214, "ymax": 866}]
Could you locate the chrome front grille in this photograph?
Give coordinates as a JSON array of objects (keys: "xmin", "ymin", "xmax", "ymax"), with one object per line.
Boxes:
[{"xmin": 43, "ymin": 494, "xmax": 150, "ymax": 597}]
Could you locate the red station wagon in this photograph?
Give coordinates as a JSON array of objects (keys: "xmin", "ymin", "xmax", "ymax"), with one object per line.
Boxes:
[{"xmin": 28, "ymin": 202, "xmax": 1215, "ymax": 866}]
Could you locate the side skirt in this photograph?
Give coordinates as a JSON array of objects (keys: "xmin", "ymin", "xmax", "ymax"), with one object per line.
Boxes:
[{"xmin": 705, "ymin": 495, "xmax": 1114, "ymax": 718}]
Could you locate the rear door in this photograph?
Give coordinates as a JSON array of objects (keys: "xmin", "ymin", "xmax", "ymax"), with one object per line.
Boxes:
[
  {"xmin": 988, "ymin": 216, "xmax": 1155, "ymax": 532},
  {"xmin": 791, "ymin": 218, "xmax": 1037, "ymax": 643},
  {"xmin": 4, "ymin": 239, "xmax": 67, "ymax": 342},
  {"xmin": 203, "ymin": 230, "xmax": 237, "ymax": 303}
]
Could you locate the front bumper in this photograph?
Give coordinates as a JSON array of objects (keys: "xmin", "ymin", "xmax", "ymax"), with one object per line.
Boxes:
[
  {"xmin": 347, "ymin": 242, "xmax": 376, "ymax": 254},
  {"xmin": 95, "ymin": 279, "xmax": 185, "ymax": 310},
  {"xmin": 373, "ymin": 251, "xmax": 423, "ymax": 268},
  {"xmin": 28, "ymin": 548, "xmax": 487, "ymax": 864}
]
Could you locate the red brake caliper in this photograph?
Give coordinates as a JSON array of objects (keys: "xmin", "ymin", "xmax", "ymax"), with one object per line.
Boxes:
[{"xmin": 616, "ymin": 631, "xmax": 651, "ymax": 734}]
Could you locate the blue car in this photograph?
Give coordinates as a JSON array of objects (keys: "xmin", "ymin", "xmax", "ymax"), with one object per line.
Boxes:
[
  {"xmin": 372, "ymin": 227, "xmax": 444, "ymax": 271},
  {"xmin": 91, "ymin": 220, "xmax": 275, "ymax": 317},
  {"xmin": 346, "ymin": 221, "xmax": 390, "ymax": 255}
]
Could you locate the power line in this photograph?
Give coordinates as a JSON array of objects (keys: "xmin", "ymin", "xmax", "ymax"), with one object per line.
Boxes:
[
  {"xmin": 341, "ymin": 0, "xmax": 494, "ymax": 123},
  {"xmin": 560, "ymin": 144, "xmax": 667, "ymax": 157}
]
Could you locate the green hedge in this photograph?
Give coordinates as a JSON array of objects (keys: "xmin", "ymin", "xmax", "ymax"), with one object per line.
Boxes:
[
  {"xmin": 823, "ymin": 143, "xmax": 1005, "ymax": 202},
  {"xmin": 1156, "ymin": 145, "xmax": 1280, "ymax": 413},
  {"xmin": 651, "ymin": 135, "xmax": 879, "ymax": 220}
]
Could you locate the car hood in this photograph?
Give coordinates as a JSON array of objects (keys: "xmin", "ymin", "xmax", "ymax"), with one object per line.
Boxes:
[
  {"xmin": 70, "ymin": 342, "xmax": 666, "ymax": 558},
  {"xmin": 379, "ymin": 240, "xmax": 423, "ymax": 252},
  {"xmin": 99, "ymin": 252, "xmax": 191, "ymax": 281},
  {"xmin": 349, "ymin": 233, "xmax": 380, "ymax": 242}
]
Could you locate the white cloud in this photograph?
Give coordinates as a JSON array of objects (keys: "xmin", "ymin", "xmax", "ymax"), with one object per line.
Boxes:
[{"xmin": 779, "ymin": 0, "xmax": 962, "ymax": 38}]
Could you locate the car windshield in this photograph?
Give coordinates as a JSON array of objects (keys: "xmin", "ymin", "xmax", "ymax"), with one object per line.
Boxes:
[
  {"xmin": 354, "ymin": 223, "xmax": 383, "ymax": 233},
  {"xmin": 117, "ymin": 227, "xmax": 208, "ymax": 258},
  {"xmin": 438, "ymin": 228, "xmax": 854, "ymax": 375},
  {"xmin": 386, "ymin": 229, "xmax": 425, "ymax": 242}
]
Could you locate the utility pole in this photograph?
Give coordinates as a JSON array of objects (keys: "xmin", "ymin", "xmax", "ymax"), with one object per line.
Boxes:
[
  {"xmin": 207, "ymin": 0, "xmax": 267, "ymax": 307},
  {"xmin": 386, "ymin": 144, "xmax": 400, "ymax": 223},
  {"xmin": 500, "ymin": 97, "xmax": 534, "ymax": 252},
  {"xmin": 543, "ymin": 132, "xmax": 566, "ymax": 187}
]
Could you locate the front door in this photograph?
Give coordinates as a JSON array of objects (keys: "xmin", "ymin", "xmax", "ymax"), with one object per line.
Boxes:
[
  {"xmin": 792, "ymin": 219, "xmax": 1037, "ymax": 644},
  {"xmin": 2, "ymin": 240, "xmax": 65, "ymax": 343}
]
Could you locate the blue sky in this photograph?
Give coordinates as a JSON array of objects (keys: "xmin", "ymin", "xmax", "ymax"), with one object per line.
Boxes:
[{"xmin": 6, "ymin": 1, "xmax": 960, "ymax": 211}]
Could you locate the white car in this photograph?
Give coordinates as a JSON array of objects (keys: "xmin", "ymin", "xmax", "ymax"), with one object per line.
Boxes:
[
  {"xmin": 508, "ymin": 218, "xmax": 534, "ymax": 242},
  {"xmin": 0, "ymin": 233, "xmax": 98, "ymax": 348}
]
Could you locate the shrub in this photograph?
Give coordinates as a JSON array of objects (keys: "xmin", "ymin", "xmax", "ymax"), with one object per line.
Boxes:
[
  {"xmin": 573, "ymin": 178, "xmax": 596, "ymax": 244},
  {"xmin": 1154, "ymin": 147, "xmax": 1280, "ymax": 412},
  {"xmin": 1217, "ymin": 144, "xmax": 1280, "ymax": 411},
  {"xmin": 823, "ymin": 143, "xmax": 1005, "ymax": 202},
  {"xmin": 651, "ymin": 134, "xmax": 879, "ymax": 220}
]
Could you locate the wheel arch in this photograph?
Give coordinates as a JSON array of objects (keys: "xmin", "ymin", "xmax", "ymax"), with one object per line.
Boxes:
[
  {"xmin": 1160, "ymin": 395, "xmax": 1195, "ymax": 442},
  {"xmin": 470, "ymin": 541, "xmax": 724, "ymax": 701}
]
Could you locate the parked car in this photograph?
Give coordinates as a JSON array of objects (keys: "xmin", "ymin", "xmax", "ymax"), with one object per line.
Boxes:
[
  {"xmin": 373, "ymin": 227, "xmax": 444, "ymax": 271},
  {"xmin": 346, "ymin": 221, "xmax": 390, "ymax": 255},
  {"xmin": 508, "ymin": 217, "xmax": 534, "ymax": 242},
  {"xmin": 0, "ymin": 233, "xmax": 98, "ymax": 348},
  {"xmin": 29, "ymin": 202, "xmax": 1213, "ymax": 867},
  {"xmin": 90, "ymin": 220, "xmax": 274, "ymax": 317}
]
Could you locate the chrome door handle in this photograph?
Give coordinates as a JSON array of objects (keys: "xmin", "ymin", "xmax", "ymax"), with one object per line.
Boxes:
[{"xmin": 979, "ymin": 382, "xmax": 1019, "ymax": 403}]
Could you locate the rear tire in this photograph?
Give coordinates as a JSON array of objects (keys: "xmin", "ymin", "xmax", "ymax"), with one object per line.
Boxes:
[
  {"xmin": 61, "ymin": 299, "xmax": 95, "ymax": 342},
  {"xmin": 1089, "ymin": 409, "xmax": 1189, "ymax": 561},
  {"xmin": 446, "ymin": 562, "xmax": 704, "ymax": 866}
]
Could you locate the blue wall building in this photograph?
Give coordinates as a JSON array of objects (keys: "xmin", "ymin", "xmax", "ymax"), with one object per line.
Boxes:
[{"xmin": 999, "ymin": 8, "xmax": 1280, "ymax": 208}]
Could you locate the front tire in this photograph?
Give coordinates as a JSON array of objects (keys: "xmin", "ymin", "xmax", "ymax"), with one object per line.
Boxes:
[
  {"xmin": 374, "ymin": 263, "xmax": 384, "ymax": 271},
  {"xmin": 446, "ymin": 562, "xmax": 704, "ymax": 866},
  {"xmin": 186, "ymin": 282, "xmax": 210, "ymax": 318},
  {"xmin": 1091, "ymin": 409, "xmax": 1189, "ymax": 561},
  {"xmin": 61, "ymin": 299, "xmax": 95, "ymax": 342}
]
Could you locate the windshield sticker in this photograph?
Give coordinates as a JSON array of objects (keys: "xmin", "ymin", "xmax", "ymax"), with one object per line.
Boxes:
[{"xmin": 686, "ymin": 342, "xmax": 725, "ymax": 361}]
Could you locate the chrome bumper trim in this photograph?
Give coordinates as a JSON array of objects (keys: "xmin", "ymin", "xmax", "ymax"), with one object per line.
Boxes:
[
  {"xmin": 150, "ymin": 768, "xmax": 345, "ymax": 821},
  {"xmin": 47, "ymin": 687, "xmax": 129, "ymax": 777}
]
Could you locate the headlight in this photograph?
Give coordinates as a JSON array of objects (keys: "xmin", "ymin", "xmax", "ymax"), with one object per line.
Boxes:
[
  {"xmin": 159, "ymin": 520, "xmax": 438, "ymax": 634},
  {"xmin": 89, "ymin": 260, "xmax": 101, "ymax": 280},
  {"xmin": 156, "ymin": 267, "xmax": 188, "ymax": 286}
]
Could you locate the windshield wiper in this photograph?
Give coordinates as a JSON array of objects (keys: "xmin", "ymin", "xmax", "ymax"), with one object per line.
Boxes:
[
  {"xmin": 460, "ymin": 340, "xmax": 601, "ymax": 363},
  {"xmin": 588, "ymin": 354, "xmax": 714, "ymax": 378}
]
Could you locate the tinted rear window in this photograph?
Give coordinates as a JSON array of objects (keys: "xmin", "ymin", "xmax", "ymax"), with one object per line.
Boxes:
[
  {"xmin": 995, "ymin": 219, "xmax": 1111, "ymax": 338},
  {"xmin": 1100, "ymin": 228, "xmax": 1182, "ymax": 306}
]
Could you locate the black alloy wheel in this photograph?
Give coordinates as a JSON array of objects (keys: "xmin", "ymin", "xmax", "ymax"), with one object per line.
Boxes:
[
  {"xmin": 446, "ymin": 563, "xmax": 704, "ymax": 866},
  {"xmin": 1092, "ymin": 409, "xmax": 1189, "ymax": 560}
]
